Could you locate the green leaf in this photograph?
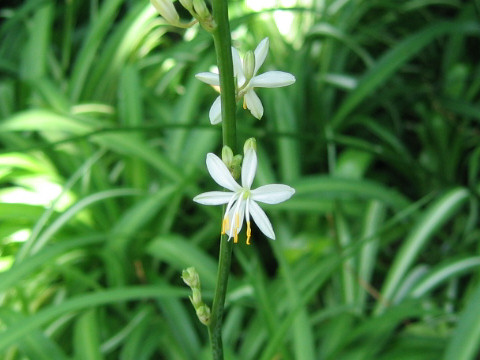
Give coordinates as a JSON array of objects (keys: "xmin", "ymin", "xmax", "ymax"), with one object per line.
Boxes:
[
  {"xmin": 376, "ymin": 187, "xmax": 470, "ymax": 313},
  {"xmin": 443, "ymin": 282, "xmax": 480, "ymax": 360},
  {"xmin": 0, "ymin": 286, "xmax": 188, "ymax": 352},
  {"xmin": 0, "ymin": 310, "xmax": 69, "ymax": 360},
  {"xmin": 74, "ymin": 310, "xmax": 104, "ymax": 360},
  {"xmin": 147, "ymin": 235, "xmax": 218, "ymax": 289},
  {"xmin": 331, "ymin": 21, "xmax": 480, "ymax": 128}
]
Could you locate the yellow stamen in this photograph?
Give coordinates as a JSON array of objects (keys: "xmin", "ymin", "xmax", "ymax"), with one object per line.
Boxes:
[
  {"xmin": 221, "ymin": 217, "xmax": 229, "ymax": 235},
  {"xmin": 233, "ymin": 213, "xmax": 240, "ymax": 243},
  {"xmin": 243, "ymin": 97, "xmax": 247, "ymax": 109},
  {"xmin": 246, "ymin": 221, "xmax": 252, "ymax": 245}
]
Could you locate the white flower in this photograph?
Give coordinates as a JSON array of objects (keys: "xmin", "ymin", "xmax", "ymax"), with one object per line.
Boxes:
[
  {"xmin": 195, "ymin": 38, "xmax": 296, "ymax": 124},
  {"xmin": 193, "ymin": 148, "xmax": 295, "ymax": 244}
]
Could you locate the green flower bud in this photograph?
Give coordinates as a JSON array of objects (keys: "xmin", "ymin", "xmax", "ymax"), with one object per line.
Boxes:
[
  {"xmin": 232, "ymin": 154, "xmax": 243, "ymax": 166},
  {"xmin": 181, "ymin": 267, "xmax": 200, "ymax": 288},
  {"xmin": 231, "ymin": 154, "xmax": 243, "ymax": 180},
  {"xmin": 222, "ymin": 145, "xmax": 234, "ymax": 167},
  {"xmin": 243, "ymin": 138, "xmax": 257, "ymax": 154},
  {"xmin": 190, "ymin": 288, "xmax": 202, "ymax": 307},
  {"xmin": 178, "ymin": 0, "xmax": 193, "ymax": 11},
  {"xmin": 150, "ymin": 0, "xmax": 180, "ymax": 25},
  {"xmin": 196, "ymin": 305, "xmax": 211, "ymax": 326},
  {"xmin": 243, "ymin": 51, "xmax": 255, "ymax": 81},
  {"xmin": 192, "ymin": 0, "xmax": 210, "ymax": 18}
]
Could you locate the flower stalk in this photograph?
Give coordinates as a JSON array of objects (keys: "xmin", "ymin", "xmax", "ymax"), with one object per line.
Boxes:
[{"xmin": 208, "ymin": 0, "xmax": 237, "ymax": 359}]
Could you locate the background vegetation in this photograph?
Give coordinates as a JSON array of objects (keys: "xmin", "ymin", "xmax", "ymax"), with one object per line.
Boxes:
[{"xmin": 1, "ymin": 0, "xmax": 480, "ymax": 359}]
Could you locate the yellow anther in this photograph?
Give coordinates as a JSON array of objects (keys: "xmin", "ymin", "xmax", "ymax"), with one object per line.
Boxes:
[
  {"xmin": 221, "ymin": 217, "xmax": 229, "ymax": 235},
  {"xmin": 243, "ymin": 98, "xmax": 247, "ymax": 109},
  {"xmin": 246, "ymin": 221, "xmax": 252, "ymax": 245},
  {"xmin": 233, "ymin": 213, "xmax": 240, "ymax": 243}
]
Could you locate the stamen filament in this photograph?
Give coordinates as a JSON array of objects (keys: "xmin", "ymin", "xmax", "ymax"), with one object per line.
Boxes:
[
  {"xmin": 233, "ymin": 213, "xmax": 239, "ymax": 243},
  {"xmin": 221, "ymin": 217, "xmax": 229, "ymax": 235}
]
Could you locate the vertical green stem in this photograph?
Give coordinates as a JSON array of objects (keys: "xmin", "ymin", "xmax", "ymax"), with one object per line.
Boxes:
[
  {"xmin": 208, "ymin": 234, "xmax": 233, "ymax": 359},
  {"xmin": 212, "ymin": 0, "xmax": 237, "ymax": 150},
  {"xmin": 208, "ymin": 1, "xmax": 237, "ymax": 359}
]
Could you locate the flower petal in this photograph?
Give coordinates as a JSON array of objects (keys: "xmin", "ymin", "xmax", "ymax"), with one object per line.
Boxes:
[
  {"xmin": 241, "ymin": 148, "xmax": 257, "ymax": 189},
  {"xmin": 251, "ymin": 184, "xmax": 295, "ymax": 204},
  {"xmin": 224, "ymin": 191, "xmax": 241, "ymax": 219},
  {"xmin": 195, "ymin": 72, "xmax": 220, "ymax": 86},
  {"xmin": 209, "ymin": 96, "xmax": 222, "ymax": 124},
  {"xmin": 254, "ymin": 38, "xmax": 269, "ymax": 75},
  {"xmin": 225, "ymin": 198, "xmax": 245, "ymax": 239},
  {"xmin": 193, "ymin": 191, "xmax": 234, "ymax": 205},
  {"xmin": 232, "ymin": 47, "xmax": 245, "ymax": 87},
  {"xmin": 249, "ymin": 200, "xmax": 275, "ymax": 239},
  {"xmin": 244, "ymin": 90, "xmax": 263, "ymax": 119},
  {"xmin": 206, "ymin": 153, "xmax": 241, "ymax": 191},
  {"xmin": 250, "ymin": 71, "xmax": 296, "ymax": 88}
]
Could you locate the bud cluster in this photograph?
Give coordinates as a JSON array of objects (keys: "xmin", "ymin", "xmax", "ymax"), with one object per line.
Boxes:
[
  {"xmin": 182, "ymin": 267, "xmax": 211, "ymax": 325},
  {"xmin": 150, "ymin": 0, "xmax": 216, "ymax": 32},
  {"xmin": 222, "ymin": 145, "xmax": 243, "ymax": 180}
]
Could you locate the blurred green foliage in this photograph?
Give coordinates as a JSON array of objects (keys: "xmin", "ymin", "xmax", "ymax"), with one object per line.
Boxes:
[{"xmin": 1, "ymin": 0, "xmax": 480, "ymax": 359}]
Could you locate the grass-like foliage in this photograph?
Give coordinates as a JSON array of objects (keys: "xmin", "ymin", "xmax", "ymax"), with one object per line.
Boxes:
[{"xmin": 1, "ymin": 0, "xmax": 480, "ymax": 359}]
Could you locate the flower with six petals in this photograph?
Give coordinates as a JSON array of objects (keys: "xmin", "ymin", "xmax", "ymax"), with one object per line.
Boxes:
[
  {"xmin": 195, "ymin": 37, "xmax": 296, "ymax": 124},
  {"xmin": 193, "ymin": 145, "xmax": 295, "ymax": 244}
]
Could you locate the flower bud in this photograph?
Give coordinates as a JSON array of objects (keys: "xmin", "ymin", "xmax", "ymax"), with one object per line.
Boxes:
[
  {"xmin": 222, "ymin": 146, "xmax": 234, "ymax": 167},
  {"xmin": 190, "ymin": 288, "xmax": 202, "ymax": 307},
  {"xmin": 178, "ymin": 0, "xmax": 193, "ymax": 11},
  {"xmin": 231, "ymin": 154, "xmax": 242, "ymax": 180},
  {"xmin": 192, "ymin": 0, "xmax": 210, "ymax": 19},
  {"xmin": 243, "ymin": 51, "xmax": 255, "ymax": 81},
  {"xmin": 181, "ymin": 267, "xmax": 200, "ymax": 288},
  {"xmin": 243, "ymin": 137, "xmax": 257, "ymax": 154},
  {"xmin": 196, "ymin": 305, "xmax": 211, "ymax": 326},
  {"xmin": 150, "ymin": 0, "xmax": 180, "ymax": 25}
]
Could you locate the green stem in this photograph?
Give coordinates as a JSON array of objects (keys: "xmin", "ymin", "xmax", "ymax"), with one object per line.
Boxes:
[
  {"xmin": 212, "ymin": 0, "xmax": 237, "ymax": 151},
  {"xmin": 208, "ymin": 1, "xmax": 237, "ymax": 359},
  {"xmin": 208, "ymin": 234, "xmax": 233, "ymax": 359}
]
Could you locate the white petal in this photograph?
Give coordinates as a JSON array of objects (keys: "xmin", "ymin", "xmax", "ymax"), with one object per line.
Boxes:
[
  {"xmin": 209, "ymin": 96, "xmax": 222, "ymax": 124},
  {"xmin": 225, "ymin": 198, "xmax": 245, "ymax": 239},
  {"xmin": 241, "ymin": 148, "xmax": 257, "ymax": 189},
  {"xmin": 231, "ymin": 47, "xmax": 245, "ymax": 87},
  {"xmin": 249, "ymin": 200, "xmax": 275, "ymax": 240},
  {"xmin": 250, "ymin": 71, "xmax": 296, "ymax": 88},
  {"xmin": 206, "ymin": 153, "xmax": 241, "ymax": 192},
  {"xmin": 224, "ymin": 191, "xmax": 241, "ymax": 219},
  {"xmin": 254, "ymin": 38, "xmax": 269, "ymax": 75},
  {"xmin": 195, "ymin": 72, "xmax": 220, "ymax": 86},
  {"xmin": 244, "ymin": 90, "xmax": 263, "ymax": 119},
  {"xmin": 193, "ymin": 191, "xmax": 234, "ymax": 205},
  {"xmin": 251, "ymin": 184, "xmax": 295, "ymax": 204}
]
